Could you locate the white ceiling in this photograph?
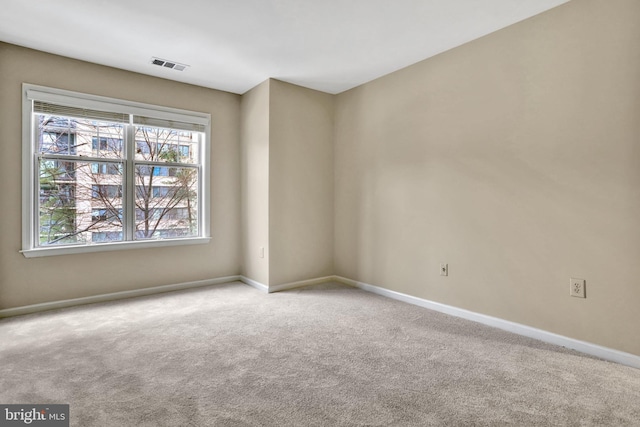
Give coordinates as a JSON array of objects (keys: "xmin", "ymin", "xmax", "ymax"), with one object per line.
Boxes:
[{"xmin": 0, "ymin": 0, "xmax": 569, "ymax": 95}]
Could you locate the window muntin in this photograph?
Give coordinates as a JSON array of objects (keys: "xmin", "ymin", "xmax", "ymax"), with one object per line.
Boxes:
[{"xmin": 23, "ymin": 84, "xmax": 210, "ymax": 257}]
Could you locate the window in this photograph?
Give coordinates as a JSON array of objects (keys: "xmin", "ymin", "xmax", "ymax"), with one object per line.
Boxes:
[{"xmin": 22, "ymin": 84, "xmax": 211, "ymax": 257}]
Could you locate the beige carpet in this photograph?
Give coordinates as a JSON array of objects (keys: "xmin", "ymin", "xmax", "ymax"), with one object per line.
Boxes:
[{"xmin": 1, "ymin": 281, "xmax": 639, "ymax": 426}]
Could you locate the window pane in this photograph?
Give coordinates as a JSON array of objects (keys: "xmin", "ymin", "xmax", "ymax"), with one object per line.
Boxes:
[
  {"xmin": 92, "ymin": 231, "xmax": 124, "ymax": 243},
  {"xmin": 91, "ymin": 162, "xmax": 122, "ymax": 175},
  {"xmin": 37, "ymin": 116, "xmax": 76, "ymax": 155},
  {"xmin": 37, "ymin": 115, "xmax": 124, "ymax": 159},
  {"xmin": 38, "ymin": 159, "xmax": 124, "ymax": 246},
  {"xmin": 134, "ymin": 126, "xmax": 200, "ymax": 164},
  {"xmin": 134, "ymin": 165, "xmax": 199, "ymax": 240},
  {"xmin": 81, "ymin": 122, "xmax": 124, "ymax": 159}
]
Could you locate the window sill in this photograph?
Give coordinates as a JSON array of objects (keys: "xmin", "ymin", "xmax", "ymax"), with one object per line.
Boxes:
[{"xmin": 21, "ymin": 237, "xmax": 211, "ymax": 258}]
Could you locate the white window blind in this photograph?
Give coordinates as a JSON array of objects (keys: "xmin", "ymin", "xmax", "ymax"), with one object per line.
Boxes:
[
  {"xmin": 33, "ymin": 101, "xmax": 129, "ymax": 123},
  {"xmin": 26, "ymin": 87, "xmax": 210, "ymax": 130},
  {"xmin": 133, "ymin": 115, "xmax": 206, "ymax": 133}
]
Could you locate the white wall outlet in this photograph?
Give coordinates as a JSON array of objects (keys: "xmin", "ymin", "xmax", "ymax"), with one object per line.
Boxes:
[
  {"xmin": 440, "ymin": 263, "xmax": 448, "ymax": 276},
  {"xmin": 259, "ymin": 247, "xmax": 265, "ymax": 259},
  {"xmin": 570, "ymin": 278, "xmax": 586, "ymax": 298}
]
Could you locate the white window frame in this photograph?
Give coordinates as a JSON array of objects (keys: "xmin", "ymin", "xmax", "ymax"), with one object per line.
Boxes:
[{"xmin": 21, "ymin": 83, "xmax": 211, "ymax": 258}]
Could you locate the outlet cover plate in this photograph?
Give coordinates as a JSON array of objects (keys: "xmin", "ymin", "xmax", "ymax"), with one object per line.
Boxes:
[
  {"xmin": 440, "ymin": 263, "xmax": 448, "ymax": 276},
  {"xmin": 570, "ymin": 278, "xmax": 586, "ymax": 298}
]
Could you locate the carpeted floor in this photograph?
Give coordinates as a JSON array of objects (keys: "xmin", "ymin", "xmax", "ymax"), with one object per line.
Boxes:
[{"xmin": 1, "ymin": 281, "xmax": 639, "ymax": 426}]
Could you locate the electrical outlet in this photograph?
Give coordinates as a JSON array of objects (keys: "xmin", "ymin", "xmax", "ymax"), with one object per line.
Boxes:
[
  {"xmin": 440, "ymin": 263, "xmax": 448, "ymax": 277},
  {"xmin": 570, "ymin": 278, "xmax": 586, "ymax": 298}
]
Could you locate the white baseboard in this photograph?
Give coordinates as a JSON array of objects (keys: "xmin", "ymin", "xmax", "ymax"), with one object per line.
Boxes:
[
  {"xmin": 268, "ymin": 275, "xmax": 336, "ymax": 293},
  {"xmin": 334, "ymin": 276, "xmax": 640, "ymax": 370},
  {"xmin": 239, "ymin": 276, "xmax": 268, "ymax": 293},
  {"xmin": 0, "ymin": 275, "xmax": 242, "ymax": 318},
  {"xmin": 239, "ymin": 275, "xmax": 336, "ymax": 293}
]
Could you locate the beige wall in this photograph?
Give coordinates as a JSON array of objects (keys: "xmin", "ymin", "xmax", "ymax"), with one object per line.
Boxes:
[
  {"xmin": 334, "ymin": 0, "xmax": 640, "ymax": 356},
  {"xmin": 240, "ymin": 80, "xmax": 270, "ymax": 285},
  {"xmin": 269, "ymin": 80, "xmax": 334, "ymax": 285},
  {"xmin": 240, "ymin": 79, "xmax": 334, "ymax": 287},
  {"xmin": 0, "ymin": 43, "xmax": 242, "ymax": 308}
]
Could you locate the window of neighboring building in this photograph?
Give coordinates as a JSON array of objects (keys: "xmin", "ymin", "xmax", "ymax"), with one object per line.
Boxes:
[{"xmin": 21, "ymin": 84, "xmax": 211, "ymax": 257}]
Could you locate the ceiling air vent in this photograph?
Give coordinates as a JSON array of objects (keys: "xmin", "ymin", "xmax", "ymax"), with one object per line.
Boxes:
[{"xmin": 150, "ymin": 57, "xmax": 189, "ymax": 71}]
